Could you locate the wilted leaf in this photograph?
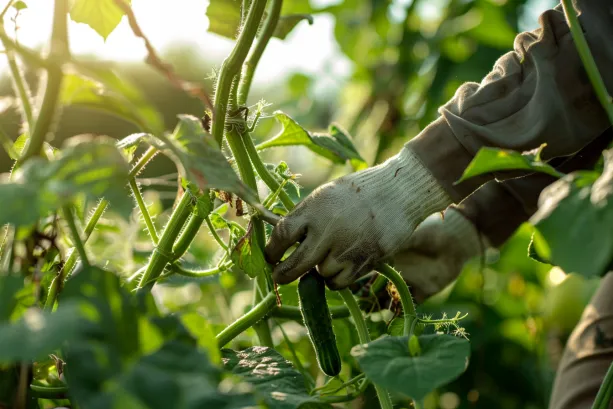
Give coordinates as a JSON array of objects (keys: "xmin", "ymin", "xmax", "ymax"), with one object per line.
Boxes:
[
  {"xmin": 530, "ymin": 150, "xmax": 613, "ymax": 277},
  {"xmin": 70, "ymin": 0, "xmax": 130, "ymax": 40},
  {"xmin": 257, "ymin": 112, "xmax": 366, "ymax": 170},
  {"xmin": 352, "ymin": 335, "xmax": 470, "ymax": 401},
  {"xmin": 222, "ymin": 347, "xmax": 324, "ymax": 409},
  {"xmin": 457, "ymin": 145, "xmax": 562, "ymax": 183}
]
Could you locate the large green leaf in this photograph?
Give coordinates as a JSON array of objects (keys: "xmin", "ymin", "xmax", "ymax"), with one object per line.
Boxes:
[
  {"xmin": 155, "ymin": 115, "xmax": 260, "ymax": 206},
  {"xmin": 206, "ymin": 0, "xmax": 314, "ymax": 40},
  {"xmin": 222, "ymin": 347, "xmax": 325, "ymax": 409},
  {"xmin": 530, "ymin": 150, "xmax": 613, "ymax": 277},
  {"xmin": 457, "ymin": 145, "xmax": 562, "ymax": 183},
  {"xmin": 352, "ymin": 335, "xmax": 470, "ymax": 401},
  {"xmin": 0, "ymin": 136, "xmax": 131, "ymax": 226},
  {"xmin": 70, "ymin": 0, "xmax": 130, "ymax": 40},
  {"xmin": 0, "ymin": 302, "xmax": 83, "ymax": 362},
  {"xmin": 61, "ymin": 67, "xmax": 164, "ymax": 135},
  {"xmin": 257, "ymin": 112, "xmax": 366, "ymax": 169}
]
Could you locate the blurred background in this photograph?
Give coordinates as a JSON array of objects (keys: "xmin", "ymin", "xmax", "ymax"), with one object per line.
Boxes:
[{"xmin": 2, "ymin": 1, "xmax": 601, "ymax": 408}]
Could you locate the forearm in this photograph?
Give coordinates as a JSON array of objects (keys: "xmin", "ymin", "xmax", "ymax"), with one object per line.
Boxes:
[
  {"xmin": 548, "ymin": 272, "xmax": 613, "ymax": 409},
  {"xmin": 407, "ymin": 1, "xmax": 613, "ymax": 203}
]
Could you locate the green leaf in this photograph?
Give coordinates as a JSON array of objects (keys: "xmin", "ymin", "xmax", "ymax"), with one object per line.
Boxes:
[
  {"xmin": 273, "ymin": 14, "xmax": 314, "ymax": 40},
  {"xmin": 206, "ymin": 0, "xmax": 242, "ymax": 39},
  {"xmin": 352, "ymin": 335, "xmax": 470, "ymax": 401},
  {"xmin": 230, "ymin": 227, "xmax": 270, "ymax": 279},
  {"xmin": 61, "ymin": 67, "xmax": 164, "ymax": 135},
  {"xmin": 157, "ymin": 115, "xmax": 259, "ymax": 206},
  {"xmin": 222, "ymin": 347, "xmax": 324, "ymax": 409},
  {"xmin": 257, "ymin": 112, "xmax": 366, "ymax": 170},
  {"xmin": 12, "ymin": 1, "xmax": 27, "ymax": 10},
  {"xmin": 0, "ymin": 302, "xmax": 84, "ymax": 362},
  {"xmin": 180, "ymin": 312, "xmax": 221, "ymax": 364},
  {"xmin": 70, "ymin": 0, "xmax": 129, "ymax": 40},
  {"xmin": 457, "ymin": 145, "xmax": 562, "ymax": 184},
  {"xmin": 530, "ymin": 151, "xmax": 613, "ymax": 276},
  {"xmin": 0, "ymin": 136, "xmax": 131, "ymax": 226}
]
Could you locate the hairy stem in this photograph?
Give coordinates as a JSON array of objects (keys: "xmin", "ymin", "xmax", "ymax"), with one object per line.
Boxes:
[
  {"xmin": 45, "ymin": 200, "xmax": 107, "ymax": 310},
  {"xmin": 129, "ymin": 146, "xmax": 158, "ymax": 178},
  {"xmin": 560, "ymin": 0, "xmax": 613, "ymax": 124},
  {"xmin": 376, "ymin": 263, "xmax": 416, "ymax": 336},
  {"xmin": 216, "ymin": 292, "xmax": 276, "ymax": 347},
  {"xmin": 339, "ymin": 289, "xmax": 394, "ymax": 409},
  {"xmin": 137, "ymin": 191, "xmax": 193, "ymax": 289},
  {"xmin": 3, "ymin": 45, "xmax": 34, "ymax": 129},
  {"xmin": 237, "ymin": 0, "xmax": 283, "ymax": 106},
  {"xmin": 172, "ymin": 213, "xmax": 205, "ymax": 259},
  {"xmin": 211, "ymin": 0, "xmax": 268, "ymax": 145},
  {"xmin": 16, "ymin": 0, "xmax": 69, "ymax": 166},
  {"xmin": 130, "ymin": 179, "xmax": 159, "ymax": 244},
  {"xmin": 62, "ymin": 206, "xmax": 89, "ymax": 268},
  {"xmin": 205, "ymin": 216, "xmax": 229, "ymax": 252},
  {"xmin": 169, "ymin": 261, "xmax": 231, "ymax": 278}
]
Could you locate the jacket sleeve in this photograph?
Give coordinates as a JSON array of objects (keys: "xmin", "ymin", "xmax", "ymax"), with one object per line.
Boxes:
[
  {"xmin": 548, "ymin": 271, "xmax": 613, "ymax": 409},
  {"xmin": 407, "ymin": 1, "xmax": 613, "ymax": 203},
  {"xmin": 456, "ymin": 128, "xmax": 613, "ymax": 247}
]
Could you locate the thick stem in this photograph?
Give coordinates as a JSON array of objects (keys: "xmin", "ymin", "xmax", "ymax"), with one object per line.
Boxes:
[
  {"xmin": 16, "ymin": 0, "xmax": 69, "ymax": 166},
  {"xmin": 130, "ymin": 179, "xmax": 159, "ymax": 244},
  {"xmin": 62, "ymin": 205, "xmax": 90, "ymax": 268},
  {"xmin": 216, "ymin": 292, "xmax": 276, "ymax": 347},
  {"xmin": 211, "ymin": 0, "xmax": 268, "ymax": 145},
  {"xmin": 137, "ymin": 192, "xmax": 193, "ymax": 289},
  {"xmin": 45, "ymin": 200, "xmax": 107, "ymax": 310},
  {"xmin": 172, "ymin": 214, "xmax": 205, "ymax": 259},
  {"xmin": 561, "ymin": 0, "xmax": 613, "ymax": 124},
  {"xmin": 376, "ymin": 263, "xmax": 416, "ymax": 336},
  {"xmin": 237, "ymin": 0, "xmax": 283, "ymax": 106},
  {"xmin": 339, "ymin": 289, "xmax": 394, "ymax": 409}
]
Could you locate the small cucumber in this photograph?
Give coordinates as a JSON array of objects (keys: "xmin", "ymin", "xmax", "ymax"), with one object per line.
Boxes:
[{"xmin": 298, "ymin": 270, "xmax": 342, "ymax": 376}]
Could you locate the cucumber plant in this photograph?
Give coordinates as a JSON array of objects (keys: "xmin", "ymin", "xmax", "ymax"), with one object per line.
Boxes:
[{"xmin": 0, "ymin": 0, "xmax": 610, "ymax": 409}]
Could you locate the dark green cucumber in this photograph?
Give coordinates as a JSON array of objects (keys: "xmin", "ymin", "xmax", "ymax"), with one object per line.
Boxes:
[{"xmin": 298, "ymin": 270, "xmax": 342, "ymax": 376}]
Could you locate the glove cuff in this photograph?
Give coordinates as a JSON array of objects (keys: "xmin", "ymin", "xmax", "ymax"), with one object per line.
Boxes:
[{"xmin": 442, "ymin": 207, "xmax": 490, "ymax": 259}]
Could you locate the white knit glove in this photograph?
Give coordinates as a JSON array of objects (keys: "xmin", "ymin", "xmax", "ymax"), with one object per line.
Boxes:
[
  {"xmin": 265, "ymin": 147, "xmax": 452, "ymax": 289},
  {"xmin": 392, "ymin": 208, "xmax": 489, "ymax": 301}
]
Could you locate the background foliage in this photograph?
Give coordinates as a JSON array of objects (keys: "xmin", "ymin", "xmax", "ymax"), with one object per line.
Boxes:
[{"xmin": 2, "ymin": 0, "xmax": 609, "ymax": 408}]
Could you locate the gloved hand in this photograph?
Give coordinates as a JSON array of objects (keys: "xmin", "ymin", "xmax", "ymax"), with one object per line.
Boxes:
[
  {"xmin": 391, "ymin": 207, "xmax": 489, "ymax": 301},
  {"xmin": 265, "ymin": 147, "xmax": 452, "ymax": 289}
]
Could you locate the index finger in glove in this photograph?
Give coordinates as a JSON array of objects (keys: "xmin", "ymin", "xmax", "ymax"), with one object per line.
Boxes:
[{"xmin": 264, "ymin": 212, "xmax": 308, "ymax": 264}]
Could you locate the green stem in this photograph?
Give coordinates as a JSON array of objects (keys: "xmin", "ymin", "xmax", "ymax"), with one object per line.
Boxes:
[
  {"xmin": 130, "ymin": 179, "xmax": 159, "ymax": 244},
  {"xmin": 205, "ymin": 216, "xmax": 228, "ymax": 252},
  {"xmin": 211, "ymin": 0, "xmax": 268, "ymax": 145},
  {"xmin": 243, "ymin": 132, "xmax": 295, "ymax": 210},
  {"xmin": 376, "ymin": 263, "xmax": 416, "ymax": 336},
  {"xmin": 129, "ymin": 146, "xmax": 158, "ymax": 178},
  {"xmin": 29, "ymin": 384, "xmax": 68, "ymax": 398},
  {"xmin": 45, "ymin": 200, "xmax": 107, "ymax": 310},
  {"xmin": 62, "ymin": 205, "xmax": 89, "ymax": 268},
  {"xmin": 0, "ymin": 125, "xmax": 18, "ymax": 158},
  {"xmin": 172, "ymin": 214, "xmax": 205, "ymax": 258},
  {"xmin": 237, "ymin": 0, "xmax": 283, "ymax": 106},
  {"xmin": 216, "ymin": 292, "xmax": 276, "ymax": 347},
  {"xmin": 16, "ymin": 0, "xmax": 68, "ymax": 166},
  {"xmin": 592, "ymin": 361, "xmax": 613, "ymax": 409},
  {"xmin": 4, "ymin": 46, "xmax": 34, "ymax": 128},
  {"xmin": 561, "ymin": 0, "xmax": 613, "ymax": 124},
  {"xmin": 317, "ymin": 373, "xmax": 366, "ymax": 396},
  {"xmin": 272, "ymin": 305, "xmax": 350, "ymax": 320},
  {"xmin": 339, "ymin": 289, "xmax": 394, "ymax": 409},
  {"xmin": 0, "ymin": 29, "xmax": 50, "ymax": 69},
  {"xmin": 137, "ymin": 191, "xmax": 193, "ymax": 289},
  {"xmin": 169, "ymin": 261, "xmax": 231, "ymax": 278}
]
